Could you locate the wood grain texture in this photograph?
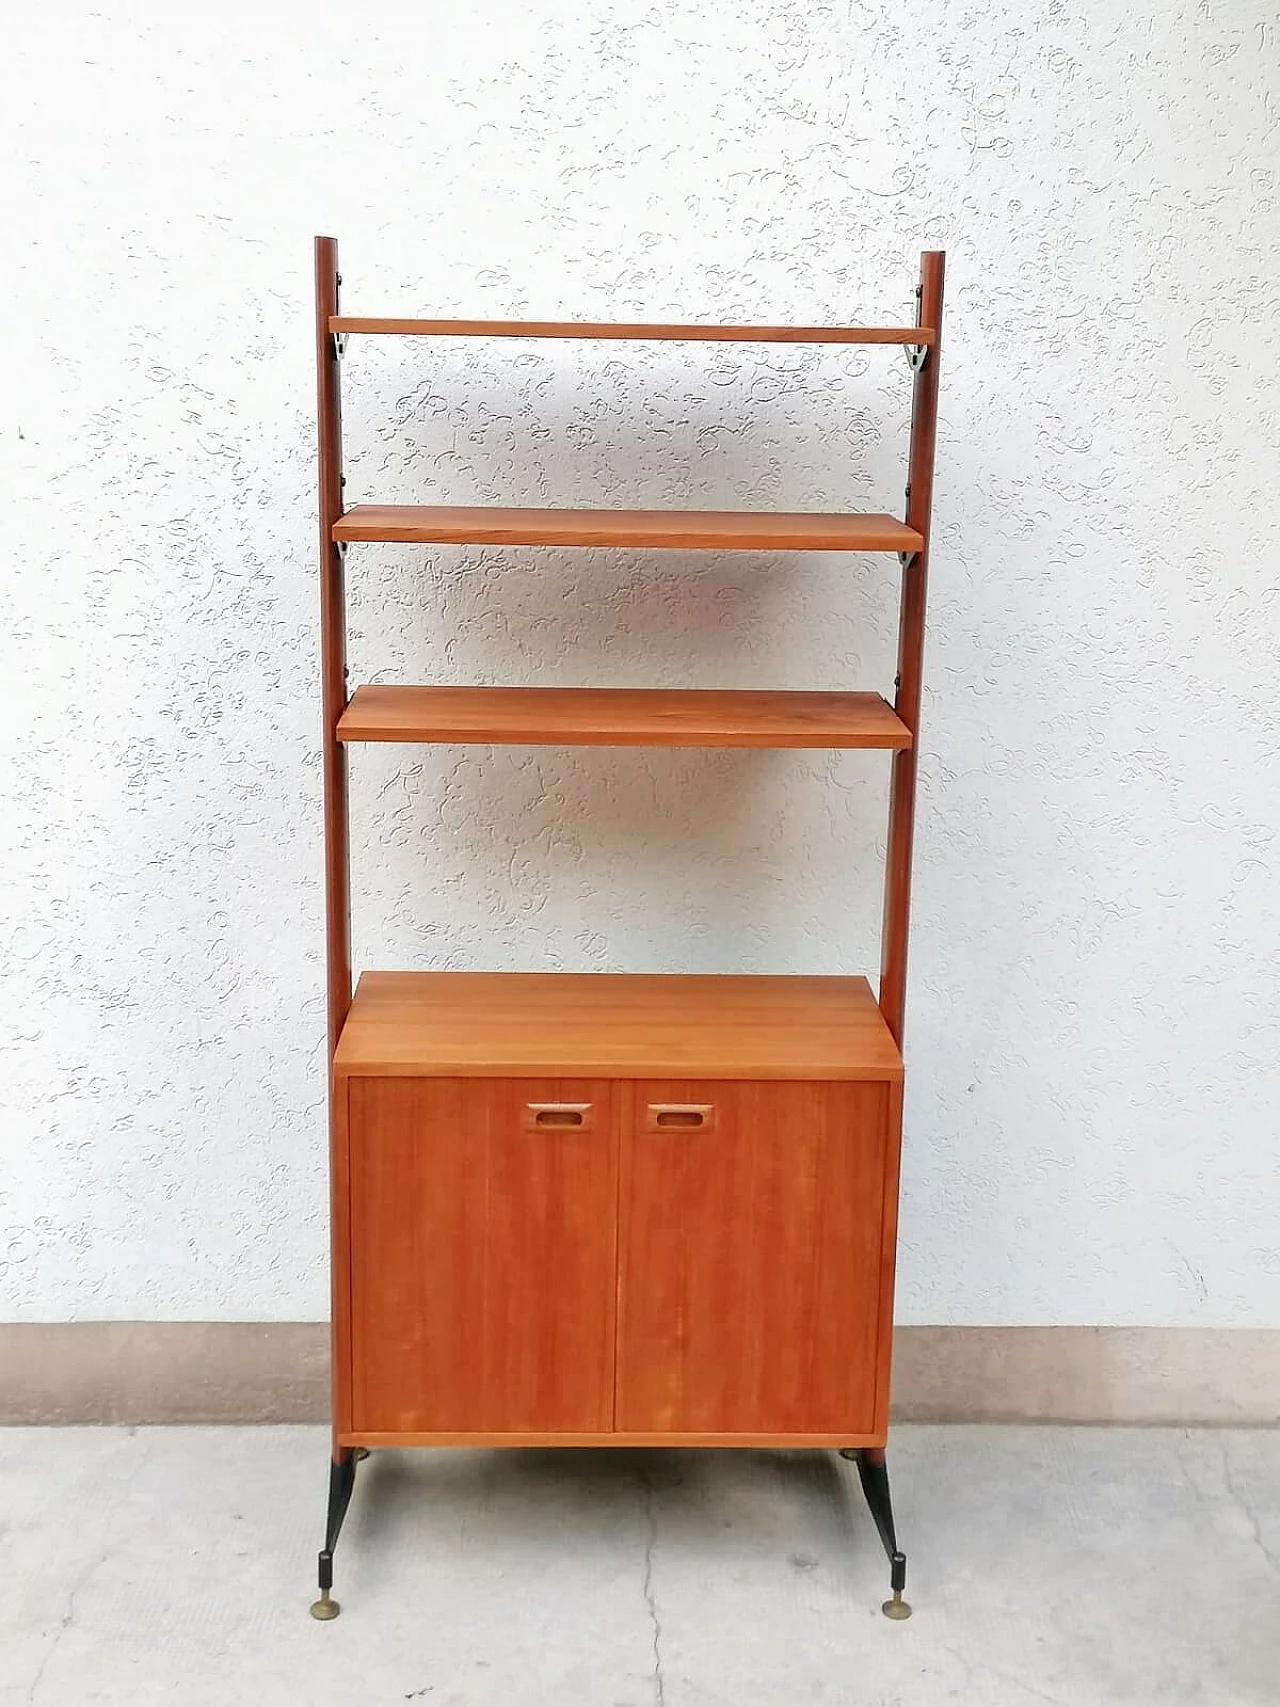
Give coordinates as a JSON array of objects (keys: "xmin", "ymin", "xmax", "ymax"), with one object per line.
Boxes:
[
  {"xmin": 330, "ymin": 315, "xmax": 937, "ymax": 345},
  {"xmin": 333, "ymin": 972, "xmax": 904, "ymax": 1082},
  {"xmin": 337, "ymin": 685, "xmax": 911, "ymax": 749},
  {"xmin": 347, "ymin": 1077, "xmax": 617, "ymax": 1435},
  {"xmin": 616, "ymin": 1079, "xmax": 891, "ymax": 1435},
  {"xmin": 332, "ymin": 504, "xmax": 923, "ymax": 553},
  {"xmin": 329, "ymin": 1070, "xmax": 353, "ymax": 1439},
  {"xmin": 871, "ymin": 1079, "xmax": 906, "ymax": 1439}
]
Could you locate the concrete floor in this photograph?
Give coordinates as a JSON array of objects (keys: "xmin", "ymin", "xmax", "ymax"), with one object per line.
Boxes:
[{"xmin": 3, "ymin": 1426, "xmax": 1277, "ymax": 1706}]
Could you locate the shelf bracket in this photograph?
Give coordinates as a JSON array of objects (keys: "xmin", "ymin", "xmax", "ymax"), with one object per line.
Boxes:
[
  {"xmin": 898, "ymin": 550, "xmax": 919, "ymax": 571},
  {"xmin": 904, "ymin": 343, "xmax": 928, "ymax": 373},
  {"xmin": 331, "ymin": 332, "xmax": 349, "ymax": 362}
]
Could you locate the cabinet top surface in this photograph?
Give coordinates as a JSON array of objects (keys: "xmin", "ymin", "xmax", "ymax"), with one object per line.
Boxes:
[{"xmin": 335, "ymin": 971, "xmax": 903, "ymax": 1081}]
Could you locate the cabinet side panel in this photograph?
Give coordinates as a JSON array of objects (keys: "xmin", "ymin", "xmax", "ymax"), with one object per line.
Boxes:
[
  {"xmin": 871, "ymin": 1078, "xmax": 903, "ymax": 1440},
  {"xmin": 617, "ymin": 1080, "xmax": 888, "ymax": 1435},
  {"xmin": 330, "ymin": 1073, "xmax": 353, "ymax": 1444}
]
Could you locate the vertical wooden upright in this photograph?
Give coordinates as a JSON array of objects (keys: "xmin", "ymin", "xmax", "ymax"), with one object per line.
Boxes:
[
  {"xmin": 870, "ymin": 255, "xmax": 943, "ymax": 1462},
  {"xmin": 315, "ymin": 236, "xmax": 351, "ymax": 1461},
  {"xmin": 879, "ymin": 251, "xmax": 945, "ymax": 1048}
]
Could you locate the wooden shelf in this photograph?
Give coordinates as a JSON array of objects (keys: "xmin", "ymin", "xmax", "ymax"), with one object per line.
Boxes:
[
  {"xmin": 334, "ymin": 971, "xmax": 903, "ymax": 1081},
  {"xmin": 333, "ymin": 505, "xmax": 923, "ymax": 553},
  {"xmin": 331, "ymin": 315, "xmax": 935, "ymax": 345},
  {"xmin": 336, "ymin": 685, "xmax": 912, "ymax": 749}
]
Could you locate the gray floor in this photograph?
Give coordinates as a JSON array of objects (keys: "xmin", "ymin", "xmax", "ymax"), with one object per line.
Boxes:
[{"xmin": 3, "ymin": 1426, "xmax": 1277, "ymax": 1705}]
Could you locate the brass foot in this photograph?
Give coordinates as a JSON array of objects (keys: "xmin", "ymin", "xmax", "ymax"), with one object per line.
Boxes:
[
  {"xmin": 310, "ymin": 1588, "xmax": 341, "ymax": 1621},
  {"xmin": 882, "ymin": 1589, "xmax": 912, "ymax": 1621}
]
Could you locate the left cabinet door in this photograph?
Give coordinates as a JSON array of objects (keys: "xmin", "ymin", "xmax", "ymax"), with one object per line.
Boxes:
[{"xmin": 345, "ymin": 1077, "xmax": 618, "ymax": 1436}]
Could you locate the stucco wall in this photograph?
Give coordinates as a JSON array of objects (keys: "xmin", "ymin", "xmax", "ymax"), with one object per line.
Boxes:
[{"xmin": 3, "ymin": 2, "xmax": 1278, "ymax": 1323}]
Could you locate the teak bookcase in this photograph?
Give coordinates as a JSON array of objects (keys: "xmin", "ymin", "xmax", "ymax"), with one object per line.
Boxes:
[{"xmin": 310, "ymin": 237, "xmax": 944, "ymax": 1623}]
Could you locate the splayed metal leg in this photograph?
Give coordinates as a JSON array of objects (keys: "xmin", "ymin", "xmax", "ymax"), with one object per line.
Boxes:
[
  {"xmin": 841, "ymin": 1446, "xmax": 911, "ymax": 1619},
  {"xmin": 310, "ymin": 1451, "xmax": 358, "ymax": 1621}
]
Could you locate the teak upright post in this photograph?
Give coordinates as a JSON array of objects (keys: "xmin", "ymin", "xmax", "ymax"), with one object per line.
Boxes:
[
  {"xmin": 880, "ymin": 251, "xmax": 945, "ymax": 1048},
  {"xmin": 314, "ymin": 237, "xmax": 351, "ymax": 1057},
  {"xmin": 311, "ymin": 239, "xmax": 357, "ymax": 1622},
  {"xmin": 309, "ymin": 242, "xmax": 945, "ymax": 1628}
]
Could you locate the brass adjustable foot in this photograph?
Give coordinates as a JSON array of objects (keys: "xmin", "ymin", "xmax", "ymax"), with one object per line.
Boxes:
[
  {"xmin": 310, "ymin": 1587, "xmax": 341, "ymax": 1621},
  {"xmin": 882, "ymin": 1587, "xmax": 912, "ymax": 1621}
]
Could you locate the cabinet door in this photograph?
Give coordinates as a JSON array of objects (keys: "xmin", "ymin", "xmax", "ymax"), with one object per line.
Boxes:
[
  {"xmin": 617, "ymin": 1080, "xmax": 892, "ymax": 1436},
  {"xmin": 347, "ymin": 1077, "xmax": 617, "ymax": 1435}
]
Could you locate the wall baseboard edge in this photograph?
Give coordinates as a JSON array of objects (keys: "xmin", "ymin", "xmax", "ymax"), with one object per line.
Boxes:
[{"xmin": 1, "ymin": 1323, "xmax": 1276, "ymax": 1427}]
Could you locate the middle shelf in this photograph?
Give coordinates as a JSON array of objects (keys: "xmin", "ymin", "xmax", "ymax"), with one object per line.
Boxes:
[
  {"xmin": 336, "ymin": 686, "xmax": 912, "ymax": 749},
  {"xmin": 333, "ymin": 505, "xmax": 923, "ymax": 553}
]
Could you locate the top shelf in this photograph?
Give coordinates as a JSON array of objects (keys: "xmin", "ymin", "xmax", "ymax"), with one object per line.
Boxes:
[{"xmin": 330, "ymin": 315, "xmax": 935, "ymax": 346}]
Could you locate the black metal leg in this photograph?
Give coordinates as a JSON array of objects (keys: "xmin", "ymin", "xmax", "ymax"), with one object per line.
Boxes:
[
  {"xmin": 841, "ymin": 1446, "xmax": 911, "ymax": 1619},
  {"xmin": 310, "ymin": 1451, "xmax": 359, "ymax": 1620}
]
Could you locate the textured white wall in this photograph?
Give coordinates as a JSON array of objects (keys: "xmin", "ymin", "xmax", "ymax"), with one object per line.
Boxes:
[{"xmin": 3, "ymin": 3, "xmax": 1278, "ymax": 1325}]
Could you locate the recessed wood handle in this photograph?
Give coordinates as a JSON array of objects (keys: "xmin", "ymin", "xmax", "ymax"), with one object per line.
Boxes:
[
  {"xmin": 524, "ymin": 1102, "xmax": 593, "ymax": 1131},
  {"xmin": 645, "ymin": 1103, "xmax": 715, "ymax": 1133}
]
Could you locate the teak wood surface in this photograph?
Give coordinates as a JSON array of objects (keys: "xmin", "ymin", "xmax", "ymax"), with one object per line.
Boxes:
[
  {"xmin": 336, "ymin": 685, "xmax": 911, "ymax": 749},
  {"xmin": 616, "ymin": 1079, "xmax": 891, "ymax": 1435},
  {"xmin": 332, "ymin": 971, "xmax": 904, "ymax": 1083},
  {"xmin": 331, "ymin": 315, "xmax": 936, "ymax": 345},
  {"xmin": 337, "ymin": 1069, "xmax": 894, "ymax": 1441},
  {"xmin": 347, "ymin": 1077, "xmax": 618, "ymax": 1435},
  {"xmin": 332, "ymin": 504, "xmax": 922, "ymax": 553}
]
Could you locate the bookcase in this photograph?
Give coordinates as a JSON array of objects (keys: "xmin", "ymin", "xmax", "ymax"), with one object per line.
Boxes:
[{"xmin": 310, "ymin": 238, "xmax": 944, "ymax": 1622}]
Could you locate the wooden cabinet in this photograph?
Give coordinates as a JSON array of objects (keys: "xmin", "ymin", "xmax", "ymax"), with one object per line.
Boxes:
[{"xmin": 334, "ymin": 973, "xmax": 902, "ymax": 1448}]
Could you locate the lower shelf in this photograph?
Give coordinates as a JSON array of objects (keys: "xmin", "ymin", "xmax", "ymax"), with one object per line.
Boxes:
[{"xmin": 332, "ymin": 502, "xmax": 923, "ymax": 553}]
